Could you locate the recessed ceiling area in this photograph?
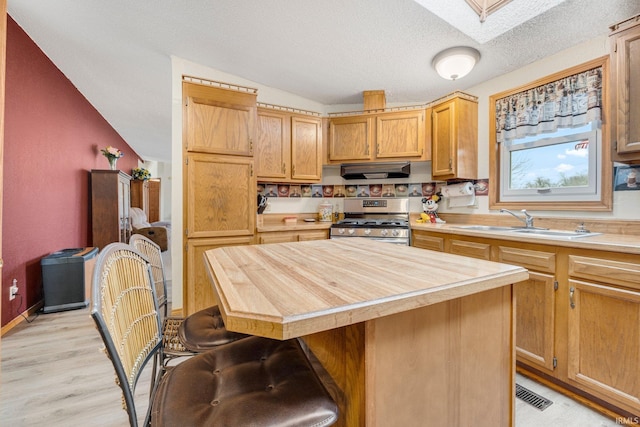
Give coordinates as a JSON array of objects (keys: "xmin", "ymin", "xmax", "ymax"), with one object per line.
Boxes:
[
  {"xmin": 412, "ymin": 0, "xmax": 570, "ymax": 42},
  {"xmin": 7, "ymin": 0, "xmax": 640, "ymax": 162}
]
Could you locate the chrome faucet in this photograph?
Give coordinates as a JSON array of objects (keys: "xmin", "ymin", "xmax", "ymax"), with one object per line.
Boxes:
[{"xmin": 500, "ymin": 209, "xmax": 535, "ymax": 228}]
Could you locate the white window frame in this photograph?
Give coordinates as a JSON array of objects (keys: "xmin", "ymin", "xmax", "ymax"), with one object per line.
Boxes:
[{"xmin": 499, "ymin": 123, "xmax": 601, "ymax": 203}]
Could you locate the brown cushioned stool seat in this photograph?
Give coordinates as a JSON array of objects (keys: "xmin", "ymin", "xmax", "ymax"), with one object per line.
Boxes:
[
  {"xmin": 178, "ymin": 305, "xmax": 249, "ymax": 352},
  {"xmin": 151, "ymin": 335, "xmax": 338, "ymax": 427}
]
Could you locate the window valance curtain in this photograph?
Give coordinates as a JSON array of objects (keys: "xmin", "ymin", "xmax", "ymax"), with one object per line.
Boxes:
[{"xmin": 495, "ymin": 66, "xmax": 602, "ymax": 145}]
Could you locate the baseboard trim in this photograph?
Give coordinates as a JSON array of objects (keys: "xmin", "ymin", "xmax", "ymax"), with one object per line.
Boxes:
[{"xmin": 1, "ymin": 300, "xmax": 44, "ymax": 336}]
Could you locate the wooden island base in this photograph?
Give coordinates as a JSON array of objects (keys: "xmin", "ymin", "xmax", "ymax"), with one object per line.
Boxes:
[{"xmin": 304, "ymin": 285, "xmax": 515, "ymax": 427}]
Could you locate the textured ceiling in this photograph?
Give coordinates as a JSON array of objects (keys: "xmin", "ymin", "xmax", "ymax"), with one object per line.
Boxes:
[{"xmin": 7, "ymin": 0, "xmax": 640, "ymax": 162}]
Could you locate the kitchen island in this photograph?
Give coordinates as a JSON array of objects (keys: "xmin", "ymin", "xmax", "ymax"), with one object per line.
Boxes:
[{"xmin": 204, "ymin": 238, "xmax": 529, "ymax": 427}]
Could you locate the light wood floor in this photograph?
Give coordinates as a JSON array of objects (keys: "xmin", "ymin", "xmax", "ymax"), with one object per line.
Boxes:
[{"xmin": 1, "ymin": 304, "xmax": 621, "ymax": 427}]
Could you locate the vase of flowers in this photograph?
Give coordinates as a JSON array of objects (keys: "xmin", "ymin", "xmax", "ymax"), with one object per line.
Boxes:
[
  {"xmin": 132, "ymin": 167, "xmax": 151, "ymax": 181},
  {"xmin": 101, "ymin": 146, "xmax": 124, "ymax": 170}
]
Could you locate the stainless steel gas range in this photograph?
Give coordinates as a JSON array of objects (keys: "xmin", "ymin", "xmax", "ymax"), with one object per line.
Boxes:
[{"xmin": 330, "ymin": 198, "xmax": 410, "ymax": 245}]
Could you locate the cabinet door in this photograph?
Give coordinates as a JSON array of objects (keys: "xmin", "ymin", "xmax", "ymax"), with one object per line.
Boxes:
[
  {"xmin": 291, "ymin": 116, "xmax": 322, "ymax": 181},
  {"xmin": 328, "ymin": 116, "xmax": 373, "ymax": 161},
  {"xmin": 375, "ymin": 110, "xmax": 425, "ymax": 159},
  {"xmin": 448, "ymin": 239, "xmax": 491, "ymax": 260},
  {"xmin": 612, "ymin": 24, "xmax": 640, "ymax": 157},
  {"xmin": 297, "ymin": 230, "xmax": 329, "ymax": 241},
  {"xmin": 256, "ymin": 109, "xmax": 289, "ymax": 180},
  {"xmin": 431, "ymin": 97, "xmax": 478, "ymax": 179},
  {"xmin": 185, "ymin": 153, "xmax": 255, "ymax": 238},
  {"xmin": 184, "ymin": 236, "xmax": 253, "ymax": 315},
  {"xmin": 183, "ymin": 82, "xmax": 256, "ymax": 156},
  {"xmin": 567, "ymin": 279, "xmax": 640, "ymax": 413},
  {"xmin": 432, "ymin": 99, "xmax": 456, "ymax": 177},
  {"xmin": 515, "ymin": 272, "xmax": 556, "ymax": 374},
  {"xmin": 411, "ymin": 231, "xmax": 444, "ymax": 251},
  {"xmin": 258, "ymin": 233, "xmax": 299, "ymax": 244}
]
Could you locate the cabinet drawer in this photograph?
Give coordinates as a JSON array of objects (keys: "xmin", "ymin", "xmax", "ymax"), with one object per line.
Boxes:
[
  {"xmin": 569, "ymin": 255, "xmax": 640, "ymax": 291},
  {"xmin": 449, "ymin": 239, "xmax": 491, "ymax": 260},
  {"xmin": 497, "ymin": 246, "xmax": 555, "ymax": 273},
  {"xmin": 412, "ymin": 233, "xmax": 444, "ymax": 251}
]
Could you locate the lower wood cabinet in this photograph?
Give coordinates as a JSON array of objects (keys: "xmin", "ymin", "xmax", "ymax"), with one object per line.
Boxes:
[
  {"xmin": 184, "ymin": 236, "xmax": 253, "ymax": 315},
  {"xmin": 566, "ymin": 254, "xmax": 640, "ymax": 415},
  {"xmin": 412, "ymin": 229, "xmax": 640, "ymax": 417}
]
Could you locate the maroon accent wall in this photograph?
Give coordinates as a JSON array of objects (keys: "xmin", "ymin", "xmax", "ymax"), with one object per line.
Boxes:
[{"xmin": 2, "ymin": 16, "xmax": 141, "ymax": 326}]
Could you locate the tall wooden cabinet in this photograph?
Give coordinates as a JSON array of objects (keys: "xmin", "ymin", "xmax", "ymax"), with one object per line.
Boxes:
[
  {"xmin": 183, "ymin": 81, "xmax": 257, "ymax": 315},
  {"xmin": 130, "ymin": 179, "xmax": 149, "ymax": 217},
  {"xmin": 147, "ymin": 179, "xmax": 161, "ymax": 223},
  {"xmin": 90, "ymin": 170, "xmax": 132, "ymax": 250},
  {"xmin": 431, "ymin": 94, "xmax": 478, "ymax": 180},
  {"xmin": 610, "ymin": 14, "xmax": 640, "ymax": 163}
]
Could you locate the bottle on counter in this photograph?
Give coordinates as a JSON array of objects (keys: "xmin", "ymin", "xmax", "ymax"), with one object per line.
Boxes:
[{"xmin": 318, "ymin": 200, "xmax": 333, "ymax": 222}]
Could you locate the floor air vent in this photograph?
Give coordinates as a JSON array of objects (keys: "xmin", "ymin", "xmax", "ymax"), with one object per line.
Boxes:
[{"xmin": 515, "ymin": 383, "xmax": 553, "ymax": 411}]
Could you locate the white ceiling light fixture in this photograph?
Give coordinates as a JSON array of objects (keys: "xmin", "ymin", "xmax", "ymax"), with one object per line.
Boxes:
[{"xmin": 432, "ymin": 46, "xmax": 481, "ymax": 80}]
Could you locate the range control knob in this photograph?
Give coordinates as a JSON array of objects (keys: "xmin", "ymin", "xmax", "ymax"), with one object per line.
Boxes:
[
  {"xmin": 348, "ymin": 228, "xmax": 356, "ymax": 235},
  {"xmin": 392, "ymin": 229, "xmax": 400, "ymax": 237},
  {"xmin": 380, "ymin": 229, "xmax": 389, "ymax": 236},
  {"xmin": 364, "ymin": 228, "xmax": 372, "ymax": 236},
  {"xmin": 338, "ymin": 228, "xmax": 346, "ymax": 235}
]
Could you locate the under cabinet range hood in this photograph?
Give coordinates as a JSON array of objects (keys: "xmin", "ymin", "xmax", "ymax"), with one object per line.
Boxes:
[{"xmin": 340, "ymin": 162, "xmax": 411, "ymax": 180}]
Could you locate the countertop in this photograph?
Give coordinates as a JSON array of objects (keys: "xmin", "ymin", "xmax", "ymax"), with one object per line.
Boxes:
[
  {"xmin": 204, "ymin": 238, "xmax": 528, "ymax": 340},
  {"xmin": 411, "ymin": 222, "xmax": 640, "ymax": 254}
]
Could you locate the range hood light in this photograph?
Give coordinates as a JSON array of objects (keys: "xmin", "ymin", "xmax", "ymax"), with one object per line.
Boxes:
[{"xmin": 363, "ymin": 173, "xmax": 388, "ymax": 179}]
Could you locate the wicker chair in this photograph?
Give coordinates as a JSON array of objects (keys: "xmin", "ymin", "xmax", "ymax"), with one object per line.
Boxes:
[
  {"xmin": 128, "ymin": 235, "xmax": 247, "ymax": 360},
  {"xmin": 91, "ymin": 243, "xmax": 339, "ymax": 427}
]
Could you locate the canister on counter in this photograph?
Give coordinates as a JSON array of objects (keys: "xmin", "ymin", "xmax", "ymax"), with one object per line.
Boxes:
[{"xmin": 318, "ymin": 200, "xmax": 333, "ymax": 222}]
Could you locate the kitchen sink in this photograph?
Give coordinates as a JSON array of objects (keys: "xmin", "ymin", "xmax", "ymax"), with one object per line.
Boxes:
[
  {"xmin": 511, "ymin": 229, "xmax": 601, "ymax": 239},
  {"xmin": 452, "ymin": 225, "xmax": 601, "ymax": 239},
  {"xmin": 454, "ymin": 225, "xmax": 521, "ymax": 231}
]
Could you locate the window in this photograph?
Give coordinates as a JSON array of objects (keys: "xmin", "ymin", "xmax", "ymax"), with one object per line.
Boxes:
[
  {"xmin": 489, "ymin": 57, "xmax": 612, "ymax": 211},
  {"xmin": 500, "ymin": 122, "xmax": 601, "ymax": 202}
]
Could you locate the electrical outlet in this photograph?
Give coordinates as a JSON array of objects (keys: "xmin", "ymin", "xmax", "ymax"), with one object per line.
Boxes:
[
  {"xmin": 9, "ymin": 285, "xmax": 18, "ymax": 301},
  {"xmin": 9, "ymin": 279, "xmax": 18, "ymax": 301}
]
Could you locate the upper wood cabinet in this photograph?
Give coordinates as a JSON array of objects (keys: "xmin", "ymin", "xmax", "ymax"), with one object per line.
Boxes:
[
  {"xmin": 375, "ymin": 110, "xmax": 426, "ymax": 159},
  {"xmin": 328, "ymin": 115, "xmax": 373, "ymax": 162},
  {"xmin": 431, "ymin": 95, "xmax": 478, "ymax": 180},
  {"xmin": 327, "ymin": 109, "xmax": 428, "ymax": 163},
  {"xmin": 291, "ymin": 115, "xmax": 322, "ymax": 181},
  {"xmin": 256, "ymin": 108, "xmax": 322, "ymax": 182},
  {"xmin": 610, "ymin": 14, "xmax": 640, "ymax": 163},
  {"xmin": 183, "ymin": 82, "xmax": 256, "ymax": 156}
]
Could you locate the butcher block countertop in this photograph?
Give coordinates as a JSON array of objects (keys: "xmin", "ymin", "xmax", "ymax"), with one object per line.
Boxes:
[
  {"xmin": 411, "ymin": 222, "xmax": 640, "ymax": 254},
  {"xmin": 204, "ymin": 238, "xmax": 528, "ymax": 340}
]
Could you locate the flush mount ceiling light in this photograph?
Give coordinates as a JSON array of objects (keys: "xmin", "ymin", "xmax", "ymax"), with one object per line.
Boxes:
[{"xmin": 432, "ymin": 46, "xmax": 481, "ymax": 80}]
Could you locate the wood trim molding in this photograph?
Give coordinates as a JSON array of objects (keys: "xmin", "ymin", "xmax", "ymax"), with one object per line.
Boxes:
[{"xmin": 489, "ymin": 56, "xmax": 612, "ymax": 212}]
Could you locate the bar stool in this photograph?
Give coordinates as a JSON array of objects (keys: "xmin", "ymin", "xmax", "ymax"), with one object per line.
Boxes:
[
  {"xmin": 92, "ymin": 243, "xmax": 338, "ymax": 427},
  {"xmin": 129, "ymin": 235, "xmax": 247, "ymax": 364}
]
